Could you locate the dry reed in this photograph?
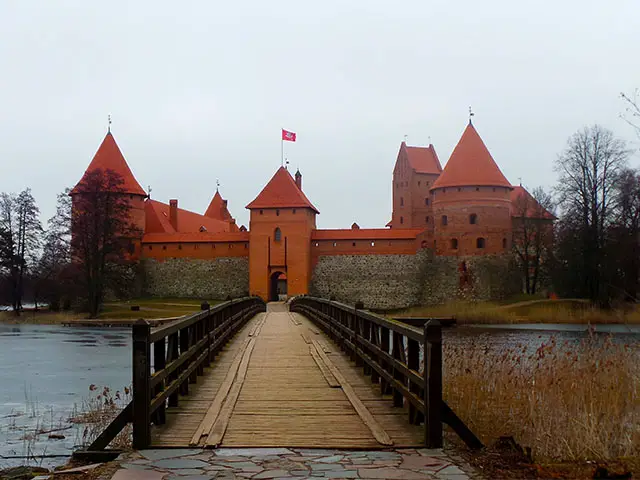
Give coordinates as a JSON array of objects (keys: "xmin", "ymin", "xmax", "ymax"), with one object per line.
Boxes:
[
  {"xmin": 69, "ymin": 385, "xmax": 132, "ymax": 450},
  {"xmin": 443, "ymin": 333, "xmax": 640, "ymax": 461}
]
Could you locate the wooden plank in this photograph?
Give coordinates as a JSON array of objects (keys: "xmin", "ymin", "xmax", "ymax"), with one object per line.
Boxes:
[
  {"xmin": 204, "ymin": 337, "xmax": 257, "ymax": 447},
  {"xmin": 300, "ymin": 332, "xmax": 312, "ymax": 344},
  {"xmin": 311, "ymin": 340, "xmax": 393, "ymax": 446},
  {"xmin": 308, "ymin": 344, "xmax": 340, "ymax": 388},
  {"xmin": 189, "ymin": 338, "xmax": 251, "ymax": 445}
]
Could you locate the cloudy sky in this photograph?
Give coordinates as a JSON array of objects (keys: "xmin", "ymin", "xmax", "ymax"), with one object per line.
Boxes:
[{"xmin": 1, "ymin": 1, "xmax": 638, "ymax": 229}]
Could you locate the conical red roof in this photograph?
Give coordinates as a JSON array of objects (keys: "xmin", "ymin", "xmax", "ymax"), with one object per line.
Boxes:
[
  {"xmin": 246, "ymin": 167, "xmax": 319, "ymax": 213},
  {"xmin": 205, "ymin": 190, "xmax": 233, "ymax": 221},
  {"xmin": 432, "ymin": 122, "xmax": 511, "ymax": 189},
  {"xmin": 71, "ymin": 132, "xmax": 146, "ymax": 196}
]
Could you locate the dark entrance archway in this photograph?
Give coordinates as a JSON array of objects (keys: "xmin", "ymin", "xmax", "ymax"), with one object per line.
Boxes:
[{"xmin": 269, "ymin": 271, "xmax": 287, "ymax": 301}]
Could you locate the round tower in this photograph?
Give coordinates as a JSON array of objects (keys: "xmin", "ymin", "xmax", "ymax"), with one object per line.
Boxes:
[
  {"xmin": 70, "ymin": 131, "xmax": 147, "ymax": 254},
  {"xmin": 430, "ymin": 122, "xmax": 513, "ymax": 256}
]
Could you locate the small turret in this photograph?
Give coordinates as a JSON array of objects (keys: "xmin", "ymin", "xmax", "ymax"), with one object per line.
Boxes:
[{"xmin": 295, "ymin": 169, "xmax": 302, "ymax": 190}]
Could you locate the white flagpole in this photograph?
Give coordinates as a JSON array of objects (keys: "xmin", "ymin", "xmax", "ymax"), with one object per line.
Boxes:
[{"xmin": 281, "ymin": 128, "xmax": 284, "ymax": 167}]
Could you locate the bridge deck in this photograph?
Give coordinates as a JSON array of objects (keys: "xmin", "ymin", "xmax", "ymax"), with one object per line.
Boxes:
[{"xmin": 151, "ymin": 303, "xmax": 423, "ymax": 448}]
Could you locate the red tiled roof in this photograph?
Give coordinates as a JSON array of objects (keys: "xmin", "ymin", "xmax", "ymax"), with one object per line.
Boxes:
[
  {"xmin": 145, "ymin": 199, "xmax": 233, "ymax": 234},
  {"xmin": 510, "ymin": 186, "xmax": 555, "ymax": 220},
  {"xmin": 142, "ymin": 231, "xmax": 249, "ymax": 243},
  {"xmin": 205, "ymin": 191, "xmax": 233, "ymax": 221},
  {"xmin": 246, "ymin": 167, "xmax": 319, "ymax": 213},
  {"xmin": 71, "ymin": 132, "xmax": 146, "ymax": 196},
  {"xmin": 403, "ymin": 143, "xmax": 442, "ymax": 174},
  {"xmin": 312, "ymin": 228, "xmax": 423, "ymax": 240},
  {"xmin": 432, "ymin": 122, "xmax": 511, "ymax": 189}
]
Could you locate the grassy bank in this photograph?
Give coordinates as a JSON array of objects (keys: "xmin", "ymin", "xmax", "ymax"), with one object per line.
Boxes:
[
  {"xmin": 0, "ymin": 297, "xmax": 219, "ymax": 325},
  {"xmin": 392, "ymin": 298, "xmax": 640, "ymax": 324},
  {"xmin": 444, "ymin": 334, "xmax": 640, "ymax": 464}
]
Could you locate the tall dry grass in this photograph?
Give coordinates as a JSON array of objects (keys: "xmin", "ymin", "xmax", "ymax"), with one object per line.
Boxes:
[
  {"xmin": 69, "ymin": 385, "xmax": 132, "ymax": 449},
  {"xmin": 395, "ymin": 299, "xmax": 640, "ymax": 324},
  {"xmin": 443, "ymin": 334, "xmax": 640, "ymax": 461}
]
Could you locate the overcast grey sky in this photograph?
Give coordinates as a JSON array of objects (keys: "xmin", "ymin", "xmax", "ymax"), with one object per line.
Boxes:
[{"xmin": 1, "ymin": 1, "xmax": 638, "ymax": 229}]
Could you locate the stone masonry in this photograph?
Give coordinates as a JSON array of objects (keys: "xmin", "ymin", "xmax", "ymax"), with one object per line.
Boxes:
[{"xmin": 142, "ymin": 257, "xmax": 249, "ymax": 299}]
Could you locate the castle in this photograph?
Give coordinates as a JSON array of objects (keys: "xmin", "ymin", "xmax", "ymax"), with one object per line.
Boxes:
[{"xmin": 71, "ymin": 121, "xmax": 548, "ymax": 308}]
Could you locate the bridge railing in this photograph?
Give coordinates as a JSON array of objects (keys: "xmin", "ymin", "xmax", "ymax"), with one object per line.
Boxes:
[
  {"xmin": 83, "ymin": 296, "xmax": 266, "ymax": 454},
  {"xmin": 290, "ymin": 296, "xmax": 482, "ymax": 449}
]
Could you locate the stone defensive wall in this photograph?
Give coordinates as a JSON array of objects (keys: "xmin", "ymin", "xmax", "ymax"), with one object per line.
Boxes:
[{"xmin": 136, "ymin": 229, "xmax": 520, "ymax": 309}]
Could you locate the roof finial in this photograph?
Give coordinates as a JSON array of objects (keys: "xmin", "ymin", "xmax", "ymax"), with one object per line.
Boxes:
[
  {"xmin": 147, "ymin": 185, "xmax": 152, "ymax": 199},
  {"xmin": 518, "ymin": 177, "xmax": 522, "ymax": 186},
  {"xmin": 216, "ymin": 179, "xmax": 220, "ymax": 192},
  {"xmin": 108, "ymin": 114, "xmax": 112, "ymax": 133},
  {"xmin": 468, "ymin": 106, "xmax": 475, "ymax": 124},
  {"xmin": 403, "ymin": 134, "xmax": 408, "ymax": 143},
  {"xmin": 285, "ymin": 157, "xmax": 290, "ymax": 170}
]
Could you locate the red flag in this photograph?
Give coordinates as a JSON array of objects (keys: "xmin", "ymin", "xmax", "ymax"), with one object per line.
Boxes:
[{"xmin": 282, "ymin": 129, "xmax": 296, "ymax": 142}]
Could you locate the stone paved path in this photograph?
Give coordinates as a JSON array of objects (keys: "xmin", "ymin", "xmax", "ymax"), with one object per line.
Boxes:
[{"xmin": 107, "ymin": 447, "xmax": 481, "ymax": 479}]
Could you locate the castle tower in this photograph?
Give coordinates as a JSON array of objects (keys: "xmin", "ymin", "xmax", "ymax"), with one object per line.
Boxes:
[
  {"xmin": 389, "ymin": 142, "xmax": 442, "ymax": 229},
  {"xmin": 70, "ymin": 131, "xmax": 147, "ymax": 253},
  {"xmin": 246, "ymin": 167, "xmax": 318, "ymax": 301},
  {"xmin": 431, "ymin": 122, "xmax": 513, "ymax": 256}
]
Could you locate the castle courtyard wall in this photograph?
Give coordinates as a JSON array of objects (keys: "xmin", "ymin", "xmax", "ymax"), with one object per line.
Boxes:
[{"xmin": 142, "ymin": 257, "xmax": 249, "ymax": 299}]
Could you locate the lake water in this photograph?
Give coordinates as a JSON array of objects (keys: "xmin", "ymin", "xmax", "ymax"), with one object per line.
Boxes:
[
  {"xmin": 0, "ymin": 321, "xmax": 638, "ymax": 470},
  {"xmin": 0, "ymin": 324, "xmax": 130, "ymax": 469}
]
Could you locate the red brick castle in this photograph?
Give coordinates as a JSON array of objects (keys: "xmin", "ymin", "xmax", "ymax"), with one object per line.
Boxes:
[{"xmin": 71, "ymin": 121, "xmax": 547, "ymax": 308}]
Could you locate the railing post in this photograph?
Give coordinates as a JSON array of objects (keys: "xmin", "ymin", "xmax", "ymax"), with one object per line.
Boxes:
[
  {"xmin": 152, "ymin": 337, "xmax": 166, "ymax": 425},
  {"xmin": 132, "ymin": 319, "xmax": 151, "ymax": 449},
  {"xmin": 424, "ymin": 320, "xmax": 443, "ymax": 448},
  {"xmin": 407, "ymin": 337, "xmax": 421, "ymax": 425}
]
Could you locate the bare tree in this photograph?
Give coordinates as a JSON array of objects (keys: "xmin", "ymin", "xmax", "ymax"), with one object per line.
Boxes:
[
  {"xmin": 71, "ymin": 169, "xmax": 141, "ymax": 317},
  {"xmin": 34, "ymin": 190, "xmax": 72, "ymax": 310},
  {"xmin": 554, "ymin": 125, "xmax": 629, "ymax": 305},
  {"xmin": 620, "ymin": 90, "xmax": 640, "ymax": 139},
  {"xmin": 512, "ymin": 187, "xmax": 555, "ymax": 295},
  {"xmin": 0, "ymin": 190, "xmax": 42, "ymax": 314}
]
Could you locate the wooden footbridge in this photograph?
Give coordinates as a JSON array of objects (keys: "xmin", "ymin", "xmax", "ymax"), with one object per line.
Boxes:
[{"xmin": 82, "ymin": 296, "xmax": 481, "ymax": 457}]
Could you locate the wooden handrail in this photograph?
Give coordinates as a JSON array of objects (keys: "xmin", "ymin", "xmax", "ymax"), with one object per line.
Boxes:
[
  {"xmin": 290, "ymin": 296, "xmax": 482, "ymax": 450},
  {"xmin": 84, "ymin": 296, "xmax": 266, "ymax": 452}
]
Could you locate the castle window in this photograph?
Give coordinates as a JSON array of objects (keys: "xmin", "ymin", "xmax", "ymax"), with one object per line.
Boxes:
[
  {"xmin": 148, "ymin": 245, "xmax": 152, "ymax": 251},
  {"xmin": 425, "ymin": 198, "xmax": 429, "ymax": 206},
  {"xmin": 199, "ymin": 225, "xmax": 207, "ymax": 232},
  {"xmin": 443, "ymin": 188, "xmax": 446, "ymax": 193},
  {"xmin": 212, "ymin": 244, "xmax": 216, "ymax": 249},
  {"xmin": 469, "ymin": 213, "xmax": 477, "ymax": 225},
  {"xmin": 194, "ymin": 244, "xmax": 199, "ymax": 250},
  {"xmin": 418, "ymin": 181, "xmax": 421, "ymax": 186},
  {"xmin": 352, "ymin": 242, "xmax": 356, "ymax": 247},
  {"xmin": 276, "ymin": 209, "xmax": 280, "ymax": 216},
  {"xmin": 371, "ymin": 241, "xmax": 375, "ymax": 247},
  {"xmin": 245, "ymin": 243, "xmax": 248, "ymax": 249},
  {"xmin": 293, "ymin": 209, "xmax": 296, "ymax": 214},
  {"xmin": 458, "ymin": 188, "xmax": 461, "ymax": 192},
  {"xmin": 476, "ymin": 187, "xmax": 480, "ymax": 192},
  {"xmin": 426, "ymin": 181, "xmax": 430, "ymax": 186},
  {"xmin": 333, "ymin": 242, "xmax": 337, "ymax": 247},
  {"xmin": 426, "ymin": 216, "xmax": 430, "ymax": 223},
  {"xmin": 441, "ymin": 215, "xmax": 448, "ymax": 226},
  {"xmin": 450, "ymin": 238, "xmax": 458, "ymax": 250},
  {"xmin": 260, "ymin": 209, "xmax": 263, "ymax": 215},
  {"xmin": 274, "ymin": 227, "xmax": 282, "ymax": 242},
  {"xmin": 314, "ymin": 242, "xmax": 319, "ymax": 247},
  {"xmin": 162, "ymin": 245, "xmax": 167, "ymax": 250},
  {"xmin": 503, "ymin": 238, "xmax": 507, "ymax": 249},
  {"xmin": 178, "ymin": 244, "xmax": 182, "ymax": 250},
  {"xmin": 400, "ymin": 197, "xmax": 404, "ymax": 206},
  {"xmin": 130, "ymin": 195, "xmax": 134, "ymax": 200},
  {"xmin": 492, "ymin": 188, "xmax": 496, "ymax": 192},
  {"xmin": 400, "ymin": 216, "xmax": 404, "ymax": 224},
  {"xmin": 477, "ymin": 237, "xmax": 486, "ymax": 249}
]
